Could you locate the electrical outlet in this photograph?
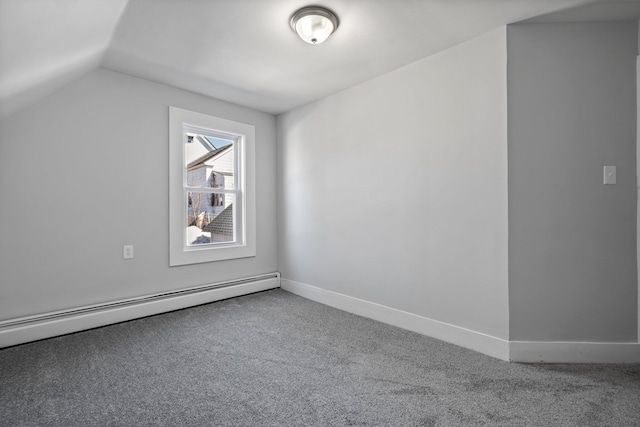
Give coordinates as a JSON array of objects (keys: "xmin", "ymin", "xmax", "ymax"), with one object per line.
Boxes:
[{"xmin": 123, "ymin": 245, "xmax": 134, "ymax": 259}]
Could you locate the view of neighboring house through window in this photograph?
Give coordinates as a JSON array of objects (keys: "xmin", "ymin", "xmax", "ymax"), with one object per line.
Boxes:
[
  {"xmin": 185, "ymin": 133, "xmax": 236, "ymax": 245},
  {"xmin": 169, "ymin": 107, "xmax": 255, "ymax": 266}
]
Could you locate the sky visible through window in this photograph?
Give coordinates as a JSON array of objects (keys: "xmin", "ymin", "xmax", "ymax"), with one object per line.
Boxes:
[{"xmin": 205, "ymin": 136, "xmax": 233, "ymax": 149}]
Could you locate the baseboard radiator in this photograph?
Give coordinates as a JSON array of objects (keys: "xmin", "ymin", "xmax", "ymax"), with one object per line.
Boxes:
[{"xmin": 0, "ymin": 273, "xmax": 280, "ymax": 349}]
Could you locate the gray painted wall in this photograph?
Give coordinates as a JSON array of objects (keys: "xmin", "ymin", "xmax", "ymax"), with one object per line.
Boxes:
[
  {"xmin": 0, "ymin": 69, "xmax": 278, "ymax": 320},
  {"xmin": 278, "ymin": 28, "xmax": 509, "ymax": 339},
  {"xmin": 2, "ymin": 20, "xmax": 635, "ymax": 348},
  {"xmin": 508, "ymin": 22, "xmax": 637, "ymax": 342}
]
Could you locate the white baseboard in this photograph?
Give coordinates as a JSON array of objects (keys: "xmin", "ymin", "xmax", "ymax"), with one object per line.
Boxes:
[
  {"xmin": 281, "ymin": 278, "xmax": 510, "ymax": 361},
  {"xmin": 509, "ymin": 341, "xmax": 640, "ymax": 363},
  {"xmin": 282, "ymin": 278, "xmax": 640, "ymax": 364},
  {"xmin": 0, "ymin": 273, "xmax": 280, "ymax": 349}
]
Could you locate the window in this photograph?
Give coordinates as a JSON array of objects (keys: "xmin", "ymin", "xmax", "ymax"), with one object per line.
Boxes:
[{"xmin": 169, "ymin": 107, "xmax": 255, "ymax": 266}]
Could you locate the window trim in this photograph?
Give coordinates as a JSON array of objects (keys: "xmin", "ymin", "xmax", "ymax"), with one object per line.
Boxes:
[{"xmin": 169, "ymin": 106, "xmax": 256, "ymax": 266}]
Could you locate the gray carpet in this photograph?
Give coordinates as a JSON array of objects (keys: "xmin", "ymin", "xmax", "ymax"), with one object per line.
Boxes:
[{"xmin": 1, "ymin": 289, "xmax": 639, "ymax": 426}]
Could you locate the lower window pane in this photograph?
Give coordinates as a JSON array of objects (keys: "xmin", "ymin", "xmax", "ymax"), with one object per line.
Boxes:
[{"xmin": 186, "ymin": 192, "xmax": 235, "ymax": 246}]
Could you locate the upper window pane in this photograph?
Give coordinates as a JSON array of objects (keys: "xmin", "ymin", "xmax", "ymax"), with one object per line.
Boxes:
[{"xmin": 186, "ymin": 132, "xmax": 236, "ymax": 190}]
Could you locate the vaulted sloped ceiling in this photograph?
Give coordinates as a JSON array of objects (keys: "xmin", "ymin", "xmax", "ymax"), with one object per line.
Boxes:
[
  {"xmin": 0, "ymin": 0, "xmax": 129, "ymax": 118},
  {"xmin": 1, "ymin": 0, "xmax": 639, "ymax": 119}
]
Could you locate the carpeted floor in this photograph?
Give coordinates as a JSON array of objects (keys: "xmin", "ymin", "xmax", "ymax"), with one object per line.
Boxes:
[{"xmin": 1, "ymin": 289, "xmax": 639, "ymax": 426}]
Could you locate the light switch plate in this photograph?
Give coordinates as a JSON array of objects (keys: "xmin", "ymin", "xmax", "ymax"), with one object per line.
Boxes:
[{"xmin": 603, "ymin": 166, "xmax": 616, "ymax": 185}]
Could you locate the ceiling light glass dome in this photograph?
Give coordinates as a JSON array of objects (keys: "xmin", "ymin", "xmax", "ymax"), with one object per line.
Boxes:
[{"xmin": 290, "ymin": 6, "xmax": 339, "ymax": 44}]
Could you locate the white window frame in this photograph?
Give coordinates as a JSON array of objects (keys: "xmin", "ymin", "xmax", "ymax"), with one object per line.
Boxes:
[{"xmin": 169, "ymin": 106, "xmax": 256, "ymax": 266}]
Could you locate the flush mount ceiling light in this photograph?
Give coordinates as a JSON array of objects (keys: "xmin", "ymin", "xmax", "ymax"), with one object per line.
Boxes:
[{"xmin": 290, "ymin": 6, "xmax": 339, "ymax": 44}]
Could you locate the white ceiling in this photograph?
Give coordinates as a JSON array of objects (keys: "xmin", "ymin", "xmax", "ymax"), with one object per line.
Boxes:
[{"xmin": 1, "ymin": 0, "xmax": 639, "ymax": 118}]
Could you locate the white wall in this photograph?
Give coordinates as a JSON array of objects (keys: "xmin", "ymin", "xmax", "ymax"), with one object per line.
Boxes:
[
  {"xmin": 278, "ymin": 28, "xmax": 509, "ymax": 339},
  {"xmin": 508, "ymin": 22, "xmax": 638, "ymax": 342},
  {"xmin": 637, "ymin": 21, "xmax": 640, "ymax": 343},
  {"xmin": 0, "ymin": 69, "xmax": 278, "ymax": 320}
]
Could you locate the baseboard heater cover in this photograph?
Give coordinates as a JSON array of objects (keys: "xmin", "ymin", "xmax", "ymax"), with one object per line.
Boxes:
[{"xmin": 0, "ymin": 273, "xmax": 280, "ymax": 349}]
